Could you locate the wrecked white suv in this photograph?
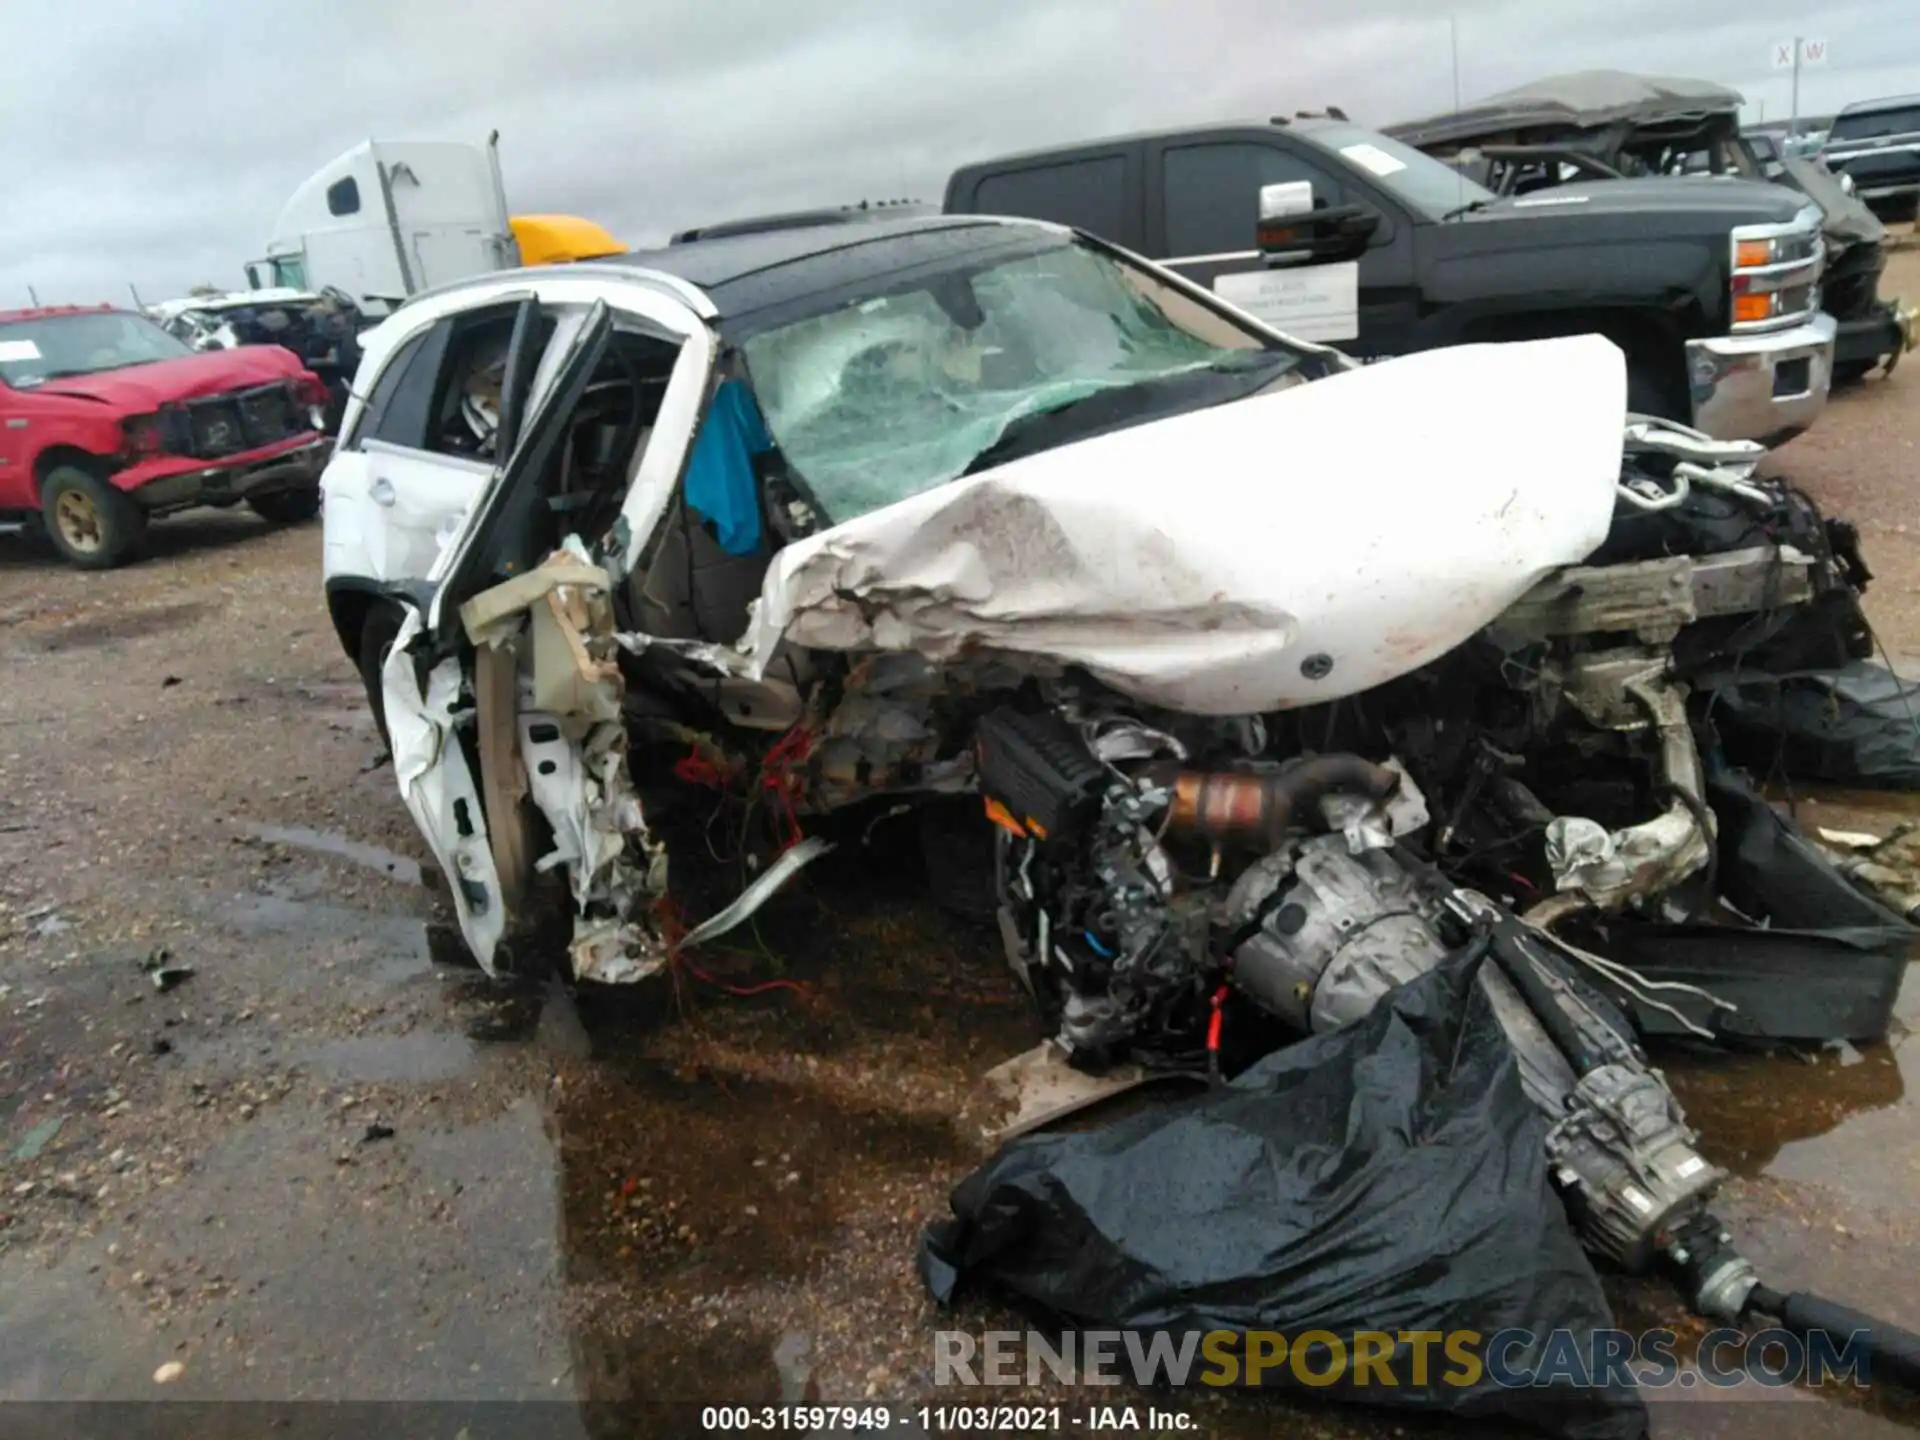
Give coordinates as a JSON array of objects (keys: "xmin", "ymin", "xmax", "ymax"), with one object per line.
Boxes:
[{"xmin": 321, "ymin": 215, "xmax": 1640, "ymax": 981}]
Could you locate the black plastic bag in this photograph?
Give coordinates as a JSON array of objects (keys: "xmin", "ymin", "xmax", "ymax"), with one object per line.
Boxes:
[
  {"xmin": 1704, "ymin": 660, "xmax": 1920, "ymax": 789},
  {"xmin": 920, "ymin": 949, "xmax": 1648, "ymax": 1440},
  {"xmin": 1583, "ymin": 770, "xmax": 1913, "ymax": 1042}
]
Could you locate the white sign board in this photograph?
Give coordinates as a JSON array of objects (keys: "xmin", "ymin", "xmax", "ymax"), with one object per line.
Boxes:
[
  {"xmin": 1213, "ymin": 263, "xmax": 1360, "ymax": 343},
  {"xmin": 1772, "ymin": 38, "xmax": 1829, "ymax": 68},
  {"xmin": 1339, "ymin": 142, "xmax": 1408, "ymax": 178},
  {"xmin": 0, "ymin": 340, "xmax": 42, "ymax": 362}
]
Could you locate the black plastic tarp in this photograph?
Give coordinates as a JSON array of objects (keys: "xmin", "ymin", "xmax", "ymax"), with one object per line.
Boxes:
[
  {"xmin": 1586, "ymin": 769, "xmax": 1913, "ymax": 1042},
  {"xmin": 1776, "ymin": 154, "xmax": 1887, "ymax": 248},
  {"xmin": 919, "ymin": 949, "xmax": 1648, "ymax": 1440},
  {"xmin": 1704, "ymin": 660, "xmax": 1920, "ymax": 790},
  {"xmin": 1386, "ymin": 70, "xmax": 1743, "ymax": 150}
]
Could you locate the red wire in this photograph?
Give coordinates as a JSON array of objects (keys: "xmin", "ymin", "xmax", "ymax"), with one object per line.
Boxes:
[
  {"xmin": 673, "ymin": 753, "xmax": 730, "ymax": 788},
  {"xmin": 678, "ymin": 957, "xmax": 809, "ymax": 998},
  {"xmin": 756, "ymin": 725, "xmax": 814, "ymax": 853},
  {"xmin": 652, "ymin": 896, "xmax": 809, "ymax": 1000},
  {"xmin": 1206, "ymin": 984, "xmax": 1230, "ymax": 1054},
  {"xmin": 654, "ymin": 728, "xmax": 817, "ymax": 995}
]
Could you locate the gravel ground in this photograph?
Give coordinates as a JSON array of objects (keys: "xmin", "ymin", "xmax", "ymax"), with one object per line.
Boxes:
[{"xmin": 3, "ymin": 249, "xmax": 1920, "ymax": 1440}]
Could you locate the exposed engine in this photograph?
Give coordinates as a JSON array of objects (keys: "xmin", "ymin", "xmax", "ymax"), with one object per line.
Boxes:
[{"xmin": 978, "ymin": 702, "xmax": 1727, "ymax": 1277}]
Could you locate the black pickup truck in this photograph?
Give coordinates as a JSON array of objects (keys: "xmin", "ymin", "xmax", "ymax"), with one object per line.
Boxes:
[
  {"xmin": 1382, "ymin": 71, "xmax": 1915, "ymax": 384},
  {"xmin": 943, "ymin": 116, "xmax": 1837, "ymax": 443},
  {"xmin": 1820, "ymin": 93, "xmax": 1920, "ymax": 221}
]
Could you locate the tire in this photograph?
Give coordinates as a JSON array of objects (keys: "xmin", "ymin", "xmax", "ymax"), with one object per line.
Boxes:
[
  {"xmin": 357, "ymin": 603, "xmax": 407, "ymax": 750},
  {"xmin": 14, "ymin": 514, "xmax": 55, "ymax": 556},
  {"xmin": 917, "ymin": 798, "xmax": 1001, "ymax": 924},
  {"xmin": 247, "ymin": 487, "xmax": 322, "ymax": 525},
  {"xmin": 40, "ymin": 465, "xmax": 147, "ymax": 570},
  {"xmin": 1865, "ymin": 195, "xmax": 1919, "ymax": 225},
  {"xmin": 1626, "ymin": 364, "xmax": 1688, "ymax": 423}
]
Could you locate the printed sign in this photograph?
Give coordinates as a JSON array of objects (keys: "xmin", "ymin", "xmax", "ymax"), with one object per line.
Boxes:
[
  {"xmin": 1213, "ymin": 262, "xmax": 1360, "ymax": 343},
  {"xmin": 0, "ymin": 340, "xmax": 43, "ymax": 362},
  {"xmin": 1339, "ymin": 142, "xmax": 1409, "ymax": 178},
  {"xmin": 1772, "ymin": 38, "xmax": 1828, "ymax": 68}
]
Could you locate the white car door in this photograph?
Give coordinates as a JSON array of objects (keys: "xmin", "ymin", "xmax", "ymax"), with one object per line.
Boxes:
[
  {"xmin": 373, "ymin": 276, "xmax": 717, "ymax": 971},
  {"xmin": 324, "ymin": 439, "xmax": 493, "ymax": 585},
  {"xmin": 383, "ymin": 300, "xmax": 616, "ymax": 970},
  {"xmin": 321, "ymin": 292, "xmax": 542, "ymax": 590}
]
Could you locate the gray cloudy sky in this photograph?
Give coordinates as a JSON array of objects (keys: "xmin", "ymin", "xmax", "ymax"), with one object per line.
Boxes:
[{"xmin": 6, "ymin": 0, "xmax": 1918, "ymax": 306}]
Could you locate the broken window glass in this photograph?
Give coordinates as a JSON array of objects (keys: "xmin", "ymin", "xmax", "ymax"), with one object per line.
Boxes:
[{"xmin": 740, "ymin": 240, "xmax": 1292, "ymax": 523}]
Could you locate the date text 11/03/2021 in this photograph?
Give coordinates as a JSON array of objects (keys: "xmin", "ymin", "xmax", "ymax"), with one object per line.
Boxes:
[{"xmin": 700, "ymin": 1405, "xmax": 1188, "ymax": 1431}]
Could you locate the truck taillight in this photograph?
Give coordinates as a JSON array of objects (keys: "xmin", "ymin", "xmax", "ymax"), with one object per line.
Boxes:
[{"xmin": 120, "ymin": 414, "xmax": 165, "ymax": 459}]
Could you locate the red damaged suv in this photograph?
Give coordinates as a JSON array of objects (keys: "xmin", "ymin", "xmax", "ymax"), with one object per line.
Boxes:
[{"xmin": 0, "ymin": 304, "xmax": 332, "ymax": 569}]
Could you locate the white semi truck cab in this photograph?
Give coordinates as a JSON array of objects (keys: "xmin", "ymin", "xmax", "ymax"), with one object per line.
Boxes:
[{"xmin": 248, "ymin": 133, "xmax": 520, "ymax": 315}]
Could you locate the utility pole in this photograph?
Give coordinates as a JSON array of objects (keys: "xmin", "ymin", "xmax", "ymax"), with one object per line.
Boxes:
[
  {"xmin": 129, "ymin": 282, "xmax": 144, "ymax": 308},
  {"xmin": 1789, "ymin": 34, "xmax": 1801, "ymax": 142},
  {"xmin": 1448, "ymin": 16, "xmax": 1465, "ymax": 208},
  {"xmin": 26, "ymin": 285, "xmax": 39, "ymax": 306},
  {"xmin": 1448, "ymin": 15, "xmax": 1462, "ymax": 112}
]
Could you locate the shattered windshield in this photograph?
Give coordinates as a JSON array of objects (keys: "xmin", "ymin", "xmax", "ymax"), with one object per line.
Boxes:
[
  {"xmin": 0, "ymin": 311, "xmax": 194, "ymax": 387},
  {"xmin": 740, "ymin": 238, "xmax": 1295, "ymax": 522}
]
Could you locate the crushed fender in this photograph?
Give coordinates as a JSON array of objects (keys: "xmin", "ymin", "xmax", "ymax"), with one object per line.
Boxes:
[{"xmin": 462, "ymin": 543, "xmax": 671, "ymax": 984}]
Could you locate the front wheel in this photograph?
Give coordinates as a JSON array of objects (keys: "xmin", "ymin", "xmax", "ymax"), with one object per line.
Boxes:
[
  {"xmin": 40, "ymin": 466, "xmax": 147, "ymax": 570},
  {"xmin": 1626, "ymin": 364, "xmax": 1689, "ymax": 423},
  {"xmin": 247, "ymin": 487, "xmax": 322, "ymax": 525}
]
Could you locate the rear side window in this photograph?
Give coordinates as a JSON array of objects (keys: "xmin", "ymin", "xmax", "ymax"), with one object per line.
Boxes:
[
  {"xmin": 1161, "ymin": 143, "xmax": 1344, "ymax": 258},
  {"xmin": 972, "ymin": 155, "xmax": 1132, "ymax": 244},
  {"xmin": 350, "ymin": 327, "xmax": 443, "ymax": 450},
  {"xmin": 1831, "ymin": 105, "xmax": 1920, "ymax": 140},
  {"xmin": 327, "ymin": 177, "xmax": 361, "ymax": 217}
]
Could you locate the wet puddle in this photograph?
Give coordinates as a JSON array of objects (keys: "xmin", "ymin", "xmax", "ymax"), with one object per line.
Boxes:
[
  {"xmin": 214, "ymin": 887, "xmax": 436, "ymax": 990},
  {"xmin": 1663, "ymin": 962, "xmax": 1919, "ymax": 1196},
  {"xmin": 528, "ymin": 865, "xmax": 1032, "ymax": 1416},
  {"xmin": 570, "ymin": 1319, "xmax": 790, "ymax": 1415},
  {"xmin": 556, "ymin": 1047, "xmax": 970, "ymax": 1288},
  {"xmin": 236, "ymin": 823, "xmax": 423, "ymax": 885},
  {"xmin": 298, "ymin": 1031, "xmax": 479, "ymax": 1083},
  {"xmin": 34, "ymin": 600, "xmax": 211, "ymax": 651}
]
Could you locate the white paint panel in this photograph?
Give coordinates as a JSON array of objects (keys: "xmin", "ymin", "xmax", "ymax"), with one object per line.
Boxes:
[{"xmin": 739, "ymin": 336, "xmax": 1627, "ymax": 716}]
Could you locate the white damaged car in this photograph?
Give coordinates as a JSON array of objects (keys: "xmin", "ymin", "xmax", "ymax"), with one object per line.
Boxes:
[{"xmin": 320, "ymin": 214, "xmax": 1656, "ymax": 982}]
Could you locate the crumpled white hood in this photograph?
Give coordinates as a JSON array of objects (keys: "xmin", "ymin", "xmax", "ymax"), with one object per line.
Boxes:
[{"xmin": 738, "ymin": 335, "xmax": 1625, "ymax": 715}]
